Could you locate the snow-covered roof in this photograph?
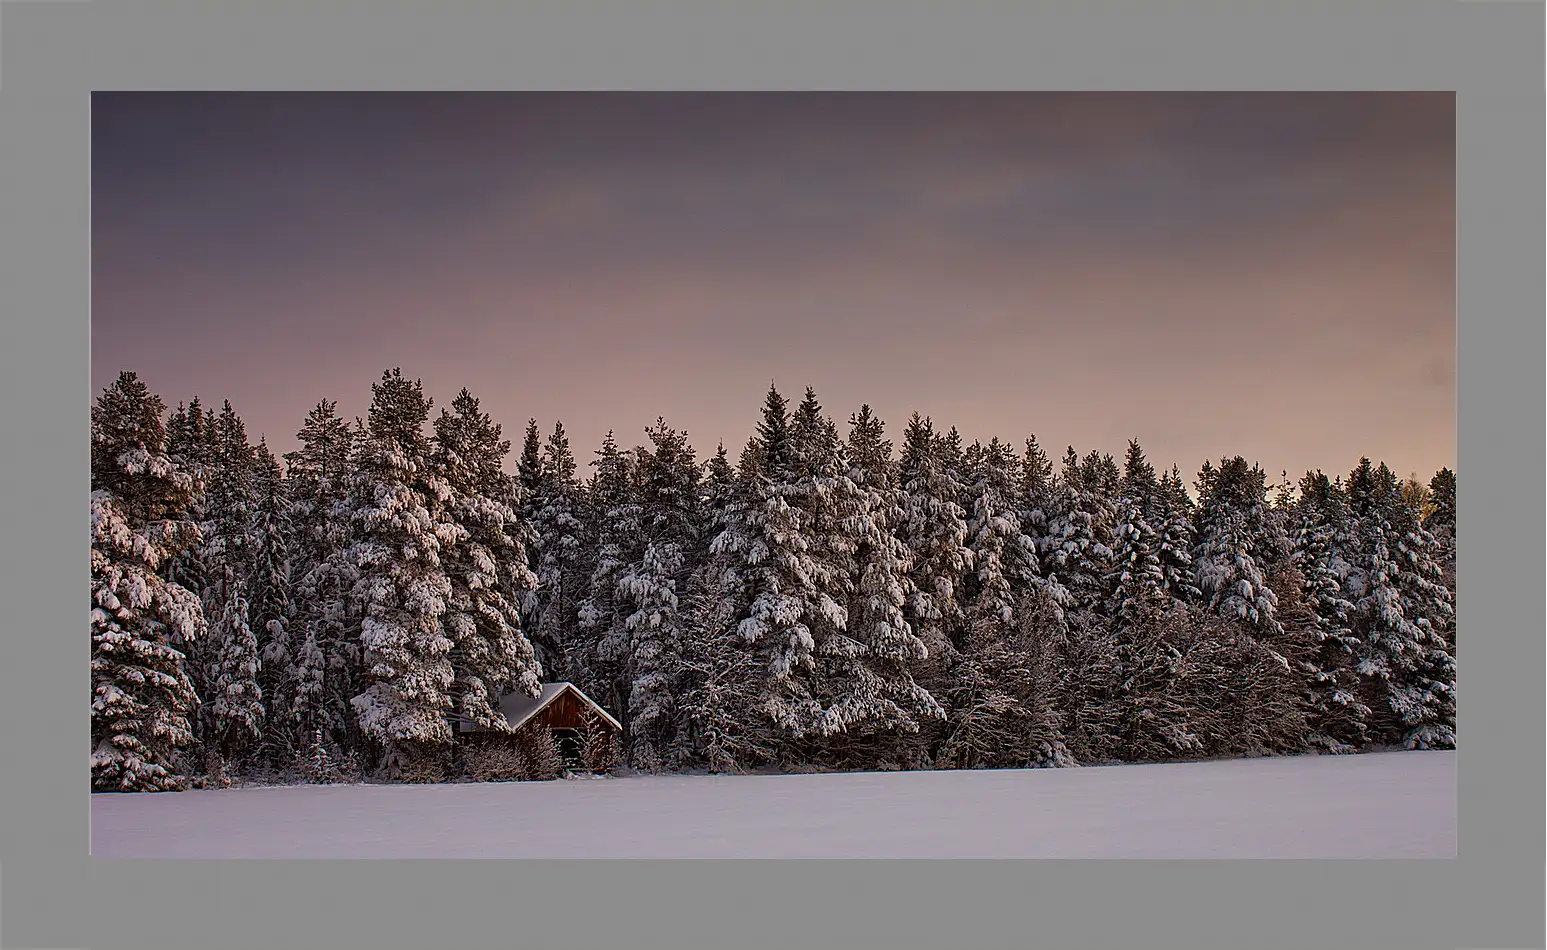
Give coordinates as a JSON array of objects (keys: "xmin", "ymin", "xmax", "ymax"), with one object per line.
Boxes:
[{"xmin": 494, "ymin": 682, "xmax": 621, "ymax": 732}]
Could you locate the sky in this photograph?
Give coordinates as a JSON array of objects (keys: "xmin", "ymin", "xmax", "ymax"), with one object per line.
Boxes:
[{"xmin": 91, "ymin": 92, "xmax": 1456, "ymax": 486}]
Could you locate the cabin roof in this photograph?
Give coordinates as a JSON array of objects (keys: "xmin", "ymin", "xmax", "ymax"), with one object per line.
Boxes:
[{"xmin": 495, "ymin": 682, "xmax": 622, "ymax": 732}]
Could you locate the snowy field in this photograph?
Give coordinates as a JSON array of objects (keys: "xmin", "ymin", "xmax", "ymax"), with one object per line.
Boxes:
[{"xmin": 91, "ymin": 750, "xmax": 1454, "ymax": 859}]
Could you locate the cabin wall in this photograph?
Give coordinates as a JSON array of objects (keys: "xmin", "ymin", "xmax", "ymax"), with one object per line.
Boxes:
[{"xmin": 533, "ymin": 691, "xmax": 615, "ymax": 732}]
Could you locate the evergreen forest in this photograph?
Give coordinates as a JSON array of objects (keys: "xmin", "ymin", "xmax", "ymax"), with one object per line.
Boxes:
[{"xmin": 90, "ymin": 369, "xmax": 1457, "ymax": 791}]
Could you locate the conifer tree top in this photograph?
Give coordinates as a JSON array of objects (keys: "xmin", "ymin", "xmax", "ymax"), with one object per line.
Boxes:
[
  {"xmin": 365, "ymin": 368, "xmax": 432, "ymax": 445},
  {"xmin": 518, "ymin": 418, "xmax": 545, "ymax": 494},
  {"xmin": 755, "ymin": 385, "xmax": 793, "ymax": 479}
]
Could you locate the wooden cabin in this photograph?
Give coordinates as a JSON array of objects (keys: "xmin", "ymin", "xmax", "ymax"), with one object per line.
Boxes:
[{"xmin": 454, "ymin": 682, "xmax": 621, "ymax": 773}]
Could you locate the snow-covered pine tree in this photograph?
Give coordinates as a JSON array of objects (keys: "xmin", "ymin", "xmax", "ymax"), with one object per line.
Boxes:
[
  {"xmin": 1398, "ymin": 473, "xmax": 1430, "ymax": 515},
  {"xmin": 1042, "ymin": 446, "xmax": 1113, "ymax": 611},
  {"xmin": 1191, "ymin": 457, "xmax": 1282, "ymax": 635},
  {"xmin": 287, "ymin": 623, "xmax": 330, "ymax": 772},
  {"xmin": 91, "ymin": 372, "xmax": 207, "ymax": 791},
  {"xmin": 1195, "ymin": 459, "xmax": 1217, "ymax": 499},
  {"xmin": 700, "ymin": 386, "xmax": 845, "ymax": 757},
  {"xmin": 815, "ymin": 405, "xmax": 943, "ymax": 767},
  {"xmin": 778, "ymin": 388, "xmax": 867, "ymax": 746},
  {"xmin": 1054, "ymin": 455, "xmax": 1300, "ymax": 764},
  {"xmin": 788, "ymin": 387, "xmax": 839, "ymax": 480},
  {"xmin": 1424, "ymin": 467, "xmax": 1457, "ymax": 628},
  {"xmin": 1291, "ymin": 470, "xmax": 1370, "ymax": 751},
  {"xmin": 1154, "ymin": 467, "xmax": 1202, "ymax": 602},
  {"xmin": 576, "ymin": 432, "xmax": 644, "ymax": 724},
  {"xmin": 163, "ymin": 399, "xmax": 206, "ymax": 474},
  {"xmin": 616, "ymin": 418, "xmax": 702, "ymax": 771},
  {"xmin": 162, "ymin": 398, "xmax": 214, "ymax": 600},
  {"xmin": 1069, "ymin": 447, "xmax": 1175, "ymax": 764},
  {"xmin": 1342, "ymin": 459, "xmax": 1455, "ymax": 749},
  {"xmin": 662, "ymin": 444, "xmax": 745, "ymax": 771},
  {"xmin": 1105, "ymin": 441, "xmax": 1174, "ymax": 620},
  {"xmin": 515, "ymin": 418, "xmax": 546, "ymax": 627},
  {"xmin": 897, "ymin": 414, "xmax": 973, "ymax": 665},
  {"xmin": 841, "ymin": 407, "xmax": 894, "ymax": 486},
  {"xmin": 1089, "ymin": 451, "xmax": 1124, "ymax": 570},
  {"xmin": 1425, "ymin": 468, "xmax": 1456, "ymax": 538},
  {"xmin": 346, "ymin": 369, "xmax": 459, "ymax": 777},
  {"xmin": 432, "ymin": 389, "xmax": 544, "ymax": 735},
  {"xmin": 1260, "ymin": 474, "xmax": 1298, "ymax": 567},
  {"xmin": 206, "ymin": 590, "xmax": 264, "ymax": 766},
  {"xmin": 673, "ymin": 578, "xmax": 772, "ymax": 773},
  {"xmin": 1271, "ymin": 469, "xmax": 1298, "ymax": 513},
  {"xmin": 939, "ymin": 435, "xmax": 1074, "ymax": 771},
  {"xmin": 736, "ymin": 434, "xmax": 768, "ymax": 481},
  {"xmin": 1082, "ymin": 450, "xmax": 1122, "ymax": 513},
  {"xmin": 1020, "ymin": 434, "xmax": 1057, "ymax": 546},
  {"xmin": 517, "ymin": 418, "xmax": 544, "ymax": 499},
  {"xmin": 526, "ymin": 421, "xmax": 588, "ymax": 682},
  {"xmin": 283, "ymin": 399, "xmax": 359, "ymax": 762},
  {"xmin": 203, "ymin": 402, "xmax": 259, "ymax": 590},
  {"xmin": 962, "ymin": 439, "xmax": 1043, "ymax": 631},
  {"xmin": 514, "ymin": 418, "xmax": 547, "ymax": 641},
  {"xmin": 701, "ymin": 443, "xmax": 737, "ymax": 540},
  {"xmin": 1106, "ymin": 497, "xmax": 1168, "ymax": 624},
  {"xmin": 1119, "ymin": 439, "xmax": 1159, "ymax": 517},
  {"xmin": 958, "ymin": 439, "xmax": 989, "ymax": 497},
  {"xmin": 1017, "ymin": 434, "xmax": 1076, "ymax": 607},
  {"xmin": 1378, "ymin": 464, "xmax": 1455, "ymax": 749},
  {"xmin": 196, "ymin": 401, "xmax": 264, "ymax": 766},
  {"xmin": 1255, "ymin": 561, "xmax": 1325, "ymax": 752},
  {"xmin": 1343, "ymin": 461, "xmax": 1409, "ymax": 744},
  {"xmin": 733, "ymin": 386, "xmax": 820, "ymax": 736},
  {"xmin": 1416, "ymin": 471, "xmax": 1459, "ymax": 732},
  {"xmin": 248, "ymin": 439, "xmax": 297, "ymax": 763},
  {"xmin": 160, "ymin": 399, "xmax": 214, "ymax": 743},
  {"xmin": 937, "ymin": 426, "xmax": 967, "ymax": 486},
  {"xmin": 1192, "ymin": 458, "xmax": 1312, "ymax": 751},
  {"xmin": 671, "ymin": 441, "xmax": 759, "ymax": 771}
]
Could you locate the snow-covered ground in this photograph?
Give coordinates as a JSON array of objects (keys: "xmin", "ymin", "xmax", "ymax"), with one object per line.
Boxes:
[{"xmin": 91, "ymin": 749, "xmax": 1454, "ymax": 859}]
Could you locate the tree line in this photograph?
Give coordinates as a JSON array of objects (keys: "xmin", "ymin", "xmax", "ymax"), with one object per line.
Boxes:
[{"xmin": 90, "ymin": 369, "xmax": 1457, "ymax": 791}]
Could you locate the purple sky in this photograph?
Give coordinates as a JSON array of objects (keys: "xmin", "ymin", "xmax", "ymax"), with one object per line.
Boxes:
[{"xmin": 91, "ymin": 92, "xmax": 1455, "ymax": 485}]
